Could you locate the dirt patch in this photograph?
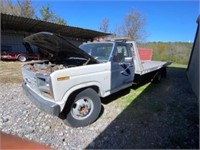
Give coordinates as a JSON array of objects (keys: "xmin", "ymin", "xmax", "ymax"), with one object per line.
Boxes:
[{"xmin": 0, "ymin": 61, "xmax": 24, "ymax": 83}]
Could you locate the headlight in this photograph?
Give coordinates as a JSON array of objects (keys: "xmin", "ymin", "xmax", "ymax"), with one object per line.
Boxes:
[
  {"xmin": 37, "ymin": 77, "xmax": 49, "ymax": 87},
  {"xmin": 36, "ymin": 74, "xmax": 53, "ymax": 99}
]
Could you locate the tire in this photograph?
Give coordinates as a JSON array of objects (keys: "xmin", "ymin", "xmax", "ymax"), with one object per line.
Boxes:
[
  {"xmin": 63, "ymin": 88, "xmax": 101, "ymax": 127},
  {"xmin": 152, "ymin": 72, "xmax": 162, "ymax": 83},
  {"xmin": 18, "ymin": 55, "xmax": 27, "ymax": 62},
  {"xmin": 161, "ymin": 67, "xmax": 167, "ymax": 78}
]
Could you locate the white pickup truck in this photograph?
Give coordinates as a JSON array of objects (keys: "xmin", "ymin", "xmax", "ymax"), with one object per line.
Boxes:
[{"xmin": 21, "ymin": 32, "xmax": 170, "ymax": 127}]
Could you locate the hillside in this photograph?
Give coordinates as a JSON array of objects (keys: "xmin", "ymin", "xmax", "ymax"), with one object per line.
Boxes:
[{"xmin": 138, "ymin": 42, "xmax": 193, "ymax": 65}]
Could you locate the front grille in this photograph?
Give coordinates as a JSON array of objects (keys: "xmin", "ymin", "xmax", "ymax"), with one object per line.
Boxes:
[{"xmin": 21, "ymin": 67, "xmax": 38, "ymax": 91}]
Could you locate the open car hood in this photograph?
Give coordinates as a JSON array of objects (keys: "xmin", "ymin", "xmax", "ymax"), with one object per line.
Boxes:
[{"xmin": 24, "ymin": 32, "xmax": 98, "ymax": 63}]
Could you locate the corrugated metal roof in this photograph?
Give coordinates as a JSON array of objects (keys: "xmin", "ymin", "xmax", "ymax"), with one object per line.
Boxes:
[{"xmin": 1, "ymin": 13, "xmax": 111, "ymax": 40}]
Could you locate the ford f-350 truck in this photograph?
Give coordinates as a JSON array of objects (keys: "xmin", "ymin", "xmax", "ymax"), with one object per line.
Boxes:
[{"xmin": 21, "ymin": 32, "xmax": 170, "ymax": 127}]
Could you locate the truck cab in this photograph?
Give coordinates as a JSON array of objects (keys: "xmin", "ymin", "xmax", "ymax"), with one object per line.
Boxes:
[{"xmin": 79, "ymin": 41, "xmax": 135, "ymax": 91}]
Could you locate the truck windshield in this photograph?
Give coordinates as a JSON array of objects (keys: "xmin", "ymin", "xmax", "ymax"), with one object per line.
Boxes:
[{"xmin": 79, "ymin": 43, "xmax": 113, "ymax": 62}]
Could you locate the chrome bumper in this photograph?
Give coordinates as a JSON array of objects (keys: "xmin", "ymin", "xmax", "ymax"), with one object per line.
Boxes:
[{"xmin": 22, "ymin": 82, "xmax": 60, "ymax": 116}]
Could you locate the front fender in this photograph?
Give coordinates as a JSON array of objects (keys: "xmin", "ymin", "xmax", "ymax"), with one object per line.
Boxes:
[{"xmin": 59, "ymin": 81, "xmax": 104, "ymax": 111}]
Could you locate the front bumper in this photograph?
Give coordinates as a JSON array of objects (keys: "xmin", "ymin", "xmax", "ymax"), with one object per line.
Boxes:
[{"xmin": 22, "ymin": 82, "xmax": 61, "ymax": 116}]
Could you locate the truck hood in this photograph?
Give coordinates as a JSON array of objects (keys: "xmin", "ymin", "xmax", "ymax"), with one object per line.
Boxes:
[{"xmin": 24, "ymin": 32, "xmax": 98, "ymax": 63}]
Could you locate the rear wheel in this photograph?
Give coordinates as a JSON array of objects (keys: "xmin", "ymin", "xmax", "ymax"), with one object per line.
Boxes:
[
  {"xmin": 63, "ymin": 88, "xmax": 101, "ymax": 127},
  {"xmin": 18, "ymin": 55, "xmax": 27, "ymax": 62},
  {"xmin": 161, "ymin": 67, "xmax": 167, "ymax": 78},
  {"xmin": 152, "ymin": 72, "xmax": 162, "ymax": 83}
]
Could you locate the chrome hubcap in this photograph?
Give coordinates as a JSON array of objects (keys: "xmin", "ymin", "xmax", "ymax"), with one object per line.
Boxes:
[{"xmin": 71, "ymin": 97, "xmax": 94, "ymax": 120}]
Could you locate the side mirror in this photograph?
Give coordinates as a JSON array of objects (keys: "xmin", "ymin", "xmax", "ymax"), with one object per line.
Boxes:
[{"xmin": 124, "ymin": 57, "xmax": 133, "ymax": 63}]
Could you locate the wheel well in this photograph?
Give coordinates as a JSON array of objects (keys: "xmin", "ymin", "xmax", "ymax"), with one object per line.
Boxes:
[
  {"xmin": 17, "ymin": 54, "xmax": 22, "ymax": 58},
  {"xmin": 70, "ymin": 86, "xmax": 100, "ymax": 97},
  {"xmin": 18, "ymin": 54, "xmax": 25, "ymax": 57},
  {"xmin": 58, "ymin": 85, "xmax": 100, "ymax": 119}
]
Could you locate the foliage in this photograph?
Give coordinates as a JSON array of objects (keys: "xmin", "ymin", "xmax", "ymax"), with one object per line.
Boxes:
[
  {"xmin": 1, "ymin": 0, "xmax": 34, "ymax": 18},
  {"xmin": 1, "ymin": 0, "xmax": 66, "ymax": 25},
  {"xmin": 116, "ymin": 9, "xmax": 147, "ymax": 42},
  {"xmin": 39, "ymin": 5, "xmax": 66, "ymax": 25},
  {"xmin": 99, "ymin": 17, "xmax": 109, "ymax": 32},
  {"xmin": 138, "ymin": 42, "xmax": 193, "ymax": 65}
]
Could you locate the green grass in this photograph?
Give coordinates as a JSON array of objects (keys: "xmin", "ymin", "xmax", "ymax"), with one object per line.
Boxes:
[
  {"xmin": 117, "ymin": 83, "xmax": 150, "ymax": 110},
  {"xmin": 169, "ymin": 63, "xmax": 187, "ymax": 68}
]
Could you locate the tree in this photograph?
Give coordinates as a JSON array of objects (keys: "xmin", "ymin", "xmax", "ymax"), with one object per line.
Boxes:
[
  {"xmin": 39, "ymin": 5, "xmax": 66, "ymax": 25},
  {"xmin": 1, "ymin": 0, "xmax": 14, "ymax": 15},
  {"xmin": 40, "ymin": 5, "xmax": 53, "ymax": 22},
  {"xmin": 17, "ymin": 0, "xmax": 34, "ymax": 18},
  {"xmin": 1, "ymin": 0, "xmax": 35, "ymax": 18},
  {"xmin": 1, "ymin": 0, "xmax": 66, "ymax": 25},
  {"xmin": 99, "ymin": 17, "xmax": 109, "ymax": 32},
  {"xmin": 54, "ymin": 16, "xmax": 66, "ymax": 25},
  {"xmin": 117, "ymin": 9, "xmax": 147, "ymax": 42}
]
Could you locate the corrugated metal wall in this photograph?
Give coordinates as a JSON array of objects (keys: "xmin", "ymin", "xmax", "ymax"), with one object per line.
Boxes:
[
  {"xmin": 1, "ymin": 31, "xmax": 85, "ymax": 54},
  {"xmin": 1, "ymin": 13, "xmax": 109, "ymax": 54},
  {"xmin": 1, "ymin": 32, "xmax": 27, "ymax": 53}
]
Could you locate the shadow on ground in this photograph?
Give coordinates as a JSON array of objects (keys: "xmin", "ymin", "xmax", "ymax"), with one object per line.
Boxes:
[{"xmin": 87, "ymin": 67, "xmax": 199, "ymax": 149}]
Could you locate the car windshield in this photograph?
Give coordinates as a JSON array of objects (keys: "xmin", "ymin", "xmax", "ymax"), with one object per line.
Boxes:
[{"xmin": 79, "ymin": 43, "xmax": 113, "ymax": 62}]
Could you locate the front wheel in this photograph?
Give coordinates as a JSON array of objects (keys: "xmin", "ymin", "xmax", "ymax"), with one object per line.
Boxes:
[
  {"xmin": 63, "ymin": 88, "xmax": 101, "ymax": 127},
  {"xmin": 18, "ymin": 55, "xmax": 27, "ymax": 62}
]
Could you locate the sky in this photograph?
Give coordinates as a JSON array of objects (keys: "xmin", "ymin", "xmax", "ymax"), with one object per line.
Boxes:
[{"xmin": 32, "ymin": 0, "xmax": 199, "ymax": 42}]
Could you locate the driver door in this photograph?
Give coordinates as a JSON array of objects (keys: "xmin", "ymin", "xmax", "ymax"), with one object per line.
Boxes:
[{"xmin": 111, "ymin": 43, "xmax": 134, "ymax": 90}]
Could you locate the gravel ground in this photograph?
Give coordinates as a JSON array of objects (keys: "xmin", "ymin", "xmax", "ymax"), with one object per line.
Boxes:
[
  {"xmin": 0, "ymin": 67, "xmax": 199, "ymax": 149},
  {"xmin": 0, "ymin": 84, "xmax": 122, "ymax": 149}
]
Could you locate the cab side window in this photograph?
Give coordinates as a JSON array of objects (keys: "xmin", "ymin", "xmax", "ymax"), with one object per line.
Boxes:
[{"xmin": 113, "ymin": 45, "xmax": 130, "ymax": 62}]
